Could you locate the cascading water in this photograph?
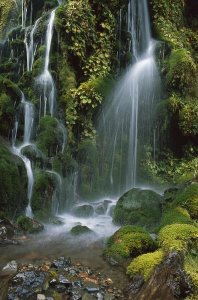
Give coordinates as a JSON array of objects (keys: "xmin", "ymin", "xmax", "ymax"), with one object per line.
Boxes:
[
  {"xmin": 12, "ymin": 93, "xmax": 34, "ymax": 218},
  {"xmin": 36, "ymin": 9, "xmax": 57, "ymax": 117},
  {"xmin": 97, "ymin": 0, "xmax": 160, "ymax": 196},
  {"xmin": 24, "ymin": 17, "xmax": 40, "ymax": 72}
]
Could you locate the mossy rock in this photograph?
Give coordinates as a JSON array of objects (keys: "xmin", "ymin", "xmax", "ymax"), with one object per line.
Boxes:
[
  {"xmin": 0, "ymin": 142, "xmax": 28, "ymax": 218},
  {"xmin": 160, "ymin": 207, "xmax": 193, "ymax": 227},
  {"xmin": 16, "ymin": 215, "xmax": 44, "ymax": 233},
  {"xmin": 70, "ymin": 225, "xmax": 93, "ymax": 236},
  {"xmin": 127, "ymin": 250, "xmax": 164, "ymax": 281},
  {"xmin": 171, "ymin": 183, "xmax": 198, "ymax": 219},
  {"xmin": 71, "ymin": 205, "xmax": 94, "ymax": 218},
  {"xmin": 184, "ymin": 254, "xmax": 198, "ymax": 299},
  {"xmin": 113, "ymin": 188, "xmax": 162, "ymax": 230},
  {"xmin": 158, "ymin": 223, "xmax": 198, "ymax": 253},
  {"xmin": 104, "ymin": 226, "xmax": 156, "ymax": 263}
]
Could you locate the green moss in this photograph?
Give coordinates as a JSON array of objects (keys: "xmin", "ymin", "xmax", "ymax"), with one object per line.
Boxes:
[
  {"xmin": 0, "ymin": 0, "xmax": 14, "ymax": 38},
  {"xmin": 158, "ymin": 223, "xmax": 198, "ymax": 252},
  {"xmin": 113, "ymin": 189, "xmax": 162, "ymax": 230},
  {"xmin": 104, "ymin": 226, "xmax": 156, "ymax": 261},
  {"xmin": 70, "ymin": 225, "xmax": 92, "ymax": 235},
  {"xmin": 160, "ymin": 207, "xmax": 193, "ymax": 227},
  {"xmin": 166, "ymin": 49, "xmax": 197, "ymax": 96},
  {"xmin": 184, "ymin": 254, "xmax": 198, "ymax": 300},
  {"xmin": 171, "ymin": 183, "xmax": 198, "ymax": 219},
  {"xmin": 0, "ymin": 142, "xmax": 27, "ymax": 218},
  {"xmin": 16, "ymin": 215, "xmax": 33, "ymax": 232},
  {"xmin": 127, "ymin": 250, "xmax": 164, "ymax": 281}
]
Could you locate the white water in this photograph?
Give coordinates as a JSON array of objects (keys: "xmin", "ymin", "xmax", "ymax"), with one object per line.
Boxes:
[
  {"xmin": 97, "ymin": 0, "xmax": 160, "ymax": 196},
  {"xmin": 12, "ymin": 93, "xmax": 34, "ymax": 218},
  {"xmin": 36, "ymin": 9, "xmax": 56, "ymax": 116},
  {"xmin": 24, "ymin": 18, "xmax": 40, "ymax": 71},
  {"xmin": 47, "ymin": 170, "xmax": 63, "ymax": 215}
]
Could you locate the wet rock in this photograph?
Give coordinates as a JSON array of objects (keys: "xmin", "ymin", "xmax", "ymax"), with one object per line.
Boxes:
[
  {"xmin": 59, "ymin": 275, "xmax": 72, "ymax": 287},
  {"xmin": 113, "ymin": 188, "xmax": 162, "ymax": 229},
  {"xmin": 127, "ymin": 252, "xmax": 194, "ymax": 300},
  {"xmin": 127, "ymin": 275, "xmax": 144, "ymax": 295},
  {"xmin": 2, "ymin": 260, "xmax": 18, "ymax": 274},
  {"xmin": 72, "ymin": 205, "xmax": 94, "ymax": 218},
  {"xmin": 8, "ymin": 270, "xmax": 46, "ymax": 299},
  {"xmin": 97, "ymin": 292, "xmax": 104, "ymax": 300},
  {"xmin": 0, "ymin": 218, "xmax": 15, "ymax": 239},
  {"xmin": 37, "ymin": 294, "xmax": 46, "ymax": 300},
  {"xmin": 82, "ymin": 293, "xmax": 94, "ymax": 300},
  {"xmin": 85, "ymin": 287, "xmax": 100, "ymax": 293},
  {"xmin": 16, "ymin": 215, "xmax": 44, "ymax": 234},
  {"xmin": 52, "ymin": 257, "xmax": 71, "ymax": 269},
  {"xmin": 70, "ymin": 225, "xmax": 93, "ymax": 236},
  {"xmin": 55, "ymin": 284, "xmax": 67, "ymax": 292}
]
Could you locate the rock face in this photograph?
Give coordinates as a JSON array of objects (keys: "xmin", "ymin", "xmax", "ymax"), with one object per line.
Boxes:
[
  {"xmin": 126, "ymin": 252, "xmax": 194, "ymax": 300},
  {"xmin": 113, "ymin": 188, "xmax": 162, "ymax": 229}
]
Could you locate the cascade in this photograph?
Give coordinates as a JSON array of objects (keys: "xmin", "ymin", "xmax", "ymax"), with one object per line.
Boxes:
[
  {"xmin": 12, "ymin": 93, "xmax": 34, "ymax": 218},
  {"xmin": 97, "ymin": 0, "xmax": 160, "ymax": 196},
  {"xmin": 24, "ymin": 17, "xmax": 40, "ymax": 72},
  {"xmin": 36, "ymin": 9, "xmax": 57, "ymax": 117}
]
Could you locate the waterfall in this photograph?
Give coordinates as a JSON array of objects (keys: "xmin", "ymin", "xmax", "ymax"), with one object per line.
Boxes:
[
  {"xmin": 12, "ymin": 93, "xmax": 35, "ymax": 218},
  {"xmin": 36, "ymin": 9, "xmax": 57, "ymax": 117},
  {"xmin": 24, "ymin": 18, "xmax": 40, "ymax": 72},
  {"xmin": 97, "ymin": 0, "xmax": 160, "ymax": 195}
]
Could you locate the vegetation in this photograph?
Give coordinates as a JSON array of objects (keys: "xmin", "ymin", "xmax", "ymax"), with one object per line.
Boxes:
[
  {"xmin": 104, "ymin": 226, "xmax": 156, "ymax": 261},
  {"xmin": 127, "ymin": 250, "xmax": 164, "ymax": 280},
  {"xmin": 70, "ymin": 225, "xmax": 92, "ymax": 235}
]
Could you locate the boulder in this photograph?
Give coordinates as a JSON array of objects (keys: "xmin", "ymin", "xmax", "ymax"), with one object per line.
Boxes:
[
  {"xmin": 16, "ymin": 215, "xmax": 44, "ymax": 234},
  {"xmin": 70, "ymin": 225, "xmax": 93, "ymax": 236},
  {"xmin": 113, "ymin": 188, "xmax": 162, "ymax": 229},
  {"xmin": 72, "ymin": 205, "xmax": 94, "ymax": 218}
]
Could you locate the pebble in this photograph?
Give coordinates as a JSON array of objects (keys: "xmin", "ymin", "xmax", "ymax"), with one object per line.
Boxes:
[
  {"xmin": 37, "ymin": 294, "xmax": 46, "ymax": 300},
  {"xmin": 2, "ymin": 260, "xmax": 18, "ymax": 274}
]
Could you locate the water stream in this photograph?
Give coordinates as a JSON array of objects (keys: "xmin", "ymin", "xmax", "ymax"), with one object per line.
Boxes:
[{"xmin": 97, "ymin": 0, "xmax": 160, "ymax": 196}]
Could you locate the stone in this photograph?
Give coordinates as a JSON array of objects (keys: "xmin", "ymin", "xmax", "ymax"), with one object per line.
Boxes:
[
  {"xmin": 37, "ymin": 294, "xmax": 46, "ymax": 300},
  {"xmin": 52, "ymin": 257, "xmax": 71, "ymax": 269},
  {"xmin": 59, "ymin": 275, "xmax": 72, "ymax": 287},
  {"xmin": 113, "ymin": 188, "xmax": 162, "ymax": 229},
  {"xmin": 70, "ymin": 225, "xmax": 93, "ymax": 236},
  {"xmin": 72, "ymin": 205, "xmax": 94, "ymax": 218},
  {"xmin": 85, "ymin": 287, "xmax": 100, "ymax": 293},
  {"xmin": 97, "ymin": 292, "xmax": 104, "ymax": 300},
  {"xmin": 2, "ymin": 260, "xmax": 18, "ymax": 274}
]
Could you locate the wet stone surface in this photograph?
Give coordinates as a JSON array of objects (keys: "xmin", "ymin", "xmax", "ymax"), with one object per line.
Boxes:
[{"xmin": 3, "ymin": 257, "xmax": 126, "ymax": 299}]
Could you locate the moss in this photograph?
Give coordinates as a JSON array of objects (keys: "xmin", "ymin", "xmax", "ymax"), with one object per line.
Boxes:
[
  {"xmin": 16, "ymin": 215, "xmax": 33, "ymax": 232},
  {"xmin": 113, "ymin": 188, "xmax": 162, "ymax": 230},
  {"xmin": 0, "ymin": 0, "xmax": 14, "ymax": 38},
  {"xmin": 70, "ymin": 225, "xmax": 92, "ymax": 235},
  {"xmin": 158, "ymin": 223, "xmax": 198, "ymax": 252},
  {"xmin": 0, "ymin": 142, "xmax": 27, "ymax": 218},
  {"xmin": 185, "ymin": 254, "xmax": 198, "ymax": 300},
  {"xmin": 166, "ymin": 49, "xmax": 197, "ymax": 96},
  {"xmin": 160, "ymin": 207, "xmax": 193, "ymax": 227},
  {"xmin": 104, "ymin": 226, "xmax": 156, "ymax": 261},
  {"xmin": 127, "ymin": 250, "xmax": 164, "ymax": 281},
  {"xmin": 171, "ymin": 183, "xmax": 198, "ymax": 219}
]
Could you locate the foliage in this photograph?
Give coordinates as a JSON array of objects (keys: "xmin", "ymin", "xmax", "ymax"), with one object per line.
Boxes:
[
  {"xmin": 37, "ymin": 116, "xmax": 63, "ymax": 157},
  {"xmin": 166, "ymin": 49, "xmax": 197, "ymax": 96},
  {"xmin": 127, "ymin": 250, "xmax": 164, "ymax": 280},
  {"xmin": 104, "ymin": 226, "xmax": 156, "ymax": 261},
  {"xmin": 171, "ymin": 183, "xmax": 198, "ymax": 219},
  {"xmin": 158, "ymin": 223, "xmax": 198, "ymax": 252},
  {"xmin": 0, "ymin": 0, "xmax": 14, "ymax": 37}
]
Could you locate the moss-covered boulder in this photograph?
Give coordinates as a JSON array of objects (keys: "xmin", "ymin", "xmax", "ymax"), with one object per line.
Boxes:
[
  {"xmin": 127, "ymin": 250, "xmax": 164, "ymax": 281},
  {"xmin": 170, "ymin": 183, "xmax": 198, "ymax": 219},
  {"xmin": 104, "ymin": 226, "xmax": 156, "ymax": 263},
  {"xmin": 158, "ymin": 223, "xmax": 198, "ymax": 253},
  {"xmin": 71, "ymin": 204, "xmax": 94, "ymax": 218},
  {"xmin": 113, "ymin": 189, "xmax": 162, "ymax": 230},
  {"xmin": 160, "ymin": 207, "xmax": 193, "ymax": 228},
  {"xmin": 0, "ymin": 142, "xmax": 28, "ymax": 218},
  {"xmin": 70, "ymin": 225, "xmax": 93, "ymax": 236},
  {"xmin": 16, "ymin": 215, "xmax": 44, "ymax": 233}
]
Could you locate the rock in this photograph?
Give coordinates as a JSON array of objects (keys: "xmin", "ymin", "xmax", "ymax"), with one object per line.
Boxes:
[
  {"xmin": 95, "ymin": 204, "xmax": 106, "ymax": 215},
  {"xmin": 127, "ymin": 252, "xmax": 194, "ymax": 300},
  {"xmin": 82, "ymin": 293, "xmax": 94, "ymax": 300},
  {"xmin": 70, "ymin": 225, "xmax": 93, "ymax": 236},
  {"xmin": 37, "ymin": 294, "xmax": 46, "ymax": 300},
  {"xmin": 0, "ymin": 218, "xmax": 15, "ymax": 239},
  {"xmin": 59, "ymin": 275, "xmax": 72, "ymax": 287},
  {"xmin": 85, "ymin": 287, "xmax": 100, "ymax": 293},
  {"xmin": 16, "ymin": 215, "xmax": 44, "ymax": 234},
  {"xmin": 52, "ymin": 257, "xmax": 71, "ymax": 269},
  {"xmin": 2, "ymin": 261, "xmax": 18, "ymax": 274},
  {"xmin": 113, "ymin": 188, "xmax": 162, "ymax": 229},
  {"xmin": 72, "ymin": 205, "xmax": 94, "ymax": 218},
  {"xmin": 127, "ymin": 275, "xmax": 144, "ymax": 295},
  {"xmin": 97, "ymin": 292, "xmax": 104, "ymax": 300}
]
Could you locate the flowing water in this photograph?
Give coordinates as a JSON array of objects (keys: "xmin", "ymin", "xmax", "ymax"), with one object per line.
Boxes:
[{"xmin": 97, "ymin": 0, "xmax": 160, "ymax": 196}]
